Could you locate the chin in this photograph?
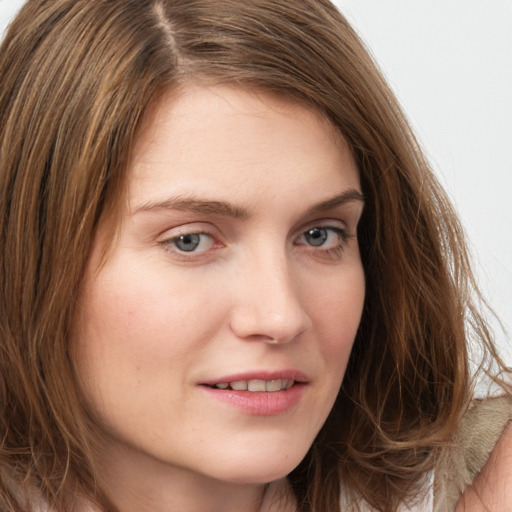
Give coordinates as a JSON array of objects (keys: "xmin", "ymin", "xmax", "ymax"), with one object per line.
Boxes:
[{"xmin": 205, "ymin": 446, "xmax": 308, "ymax": 485}]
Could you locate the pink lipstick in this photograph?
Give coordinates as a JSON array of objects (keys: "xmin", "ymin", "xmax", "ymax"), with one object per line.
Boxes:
[{"xmin": 200, "ymin": 370, "xmax": 307, "ymax": 415}]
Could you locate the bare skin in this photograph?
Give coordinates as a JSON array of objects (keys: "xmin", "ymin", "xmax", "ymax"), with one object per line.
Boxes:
[
  {"xmin": 73, "ymin": 85, "xmax": 364, "ymax": 512},
  {"xmin": 456, "ymin": 422, "xmax": 512, "ymax": 511}
]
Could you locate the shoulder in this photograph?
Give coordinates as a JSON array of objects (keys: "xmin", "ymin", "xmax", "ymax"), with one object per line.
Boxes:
[
  {"xmin": 455, "ymin": 396, "xmax": 512, "ymax": 511},
  {"xmin": 456, "ymin": 421, "xmax": 512, "ymax": 511}
]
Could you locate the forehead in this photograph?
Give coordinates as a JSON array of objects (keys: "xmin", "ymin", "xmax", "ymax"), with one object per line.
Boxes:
[
  {"xmin": 128, "ymin": 84, "xmax": 358, "ymax": 208},
  {"xmin": 133, "ymin": 84, "xmax": 345, "ymax": 157},
  {"xmin": 90, "ymin": 85, "xmax": 361, "ymax": 268}
]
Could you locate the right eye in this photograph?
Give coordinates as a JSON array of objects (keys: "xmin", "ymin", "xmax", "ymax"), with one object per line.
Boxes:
[{"xmin": 165, "ymin": 232, "xmax": 215, "ymax": 253}]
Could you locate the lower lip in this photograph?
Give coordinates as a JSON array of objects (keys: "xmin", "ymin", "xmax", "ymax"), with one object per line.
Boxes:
[{"xmin": 200, "ymin": 384, "xmax": 306, "ymax": 416}]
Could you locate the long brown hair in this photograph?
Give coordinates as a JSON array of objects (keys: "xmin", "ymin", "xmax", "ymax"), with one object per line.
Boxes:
[{"xmin": 0, "ymin": 1, "xmax": 506, "ymax": 510}]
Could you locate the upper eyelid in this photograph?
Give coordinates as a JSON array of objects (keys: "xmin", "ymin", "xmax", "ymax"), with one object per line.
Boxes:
[
  {"xmin": 156, "ymin": 219, "xmax": 350, "ymax": 242},
  {"xmin": 295, "ymin": 225, "xmax": 349, "ymax": 243},
  {"xmin": 157, "ymin": 222, "xmax": 220, "ymax": 240},
  {"xmin": 296, "ymin": 218, "xmax": 348, "ymax": 234},
  {"xmin": 303, "ymin": 218, "xmax": 347, "ymax": 227},
  {"xmin": 169, "ymin": 232, "xmax": 215, "ymax": 252},
  {"xmin": 157, "ymin": 224, "xmax": 352, "ymax": 262},
  {"xmin": 159, "ymin": 231, "xmax": 220, "ymax": 259}
]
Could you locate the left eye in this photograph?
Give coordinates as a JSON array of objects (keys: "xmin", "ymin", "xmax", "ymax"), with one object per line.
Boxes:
[
  {"xmin": 169, "ymin": 232, "xmax": 215, "ymax": 253},
  {"xmin": 297, "ymin": 226, "xmax": 346, "ymax": 249}
]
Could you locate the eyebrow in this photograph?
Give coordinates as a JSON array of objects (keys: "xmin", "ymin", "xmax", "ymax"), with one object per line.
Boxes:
[
  {"xmin": 304, "ymin": 189, "xmax": 365, "ymax": 215},
  {"xmin": 132, "ymin": 197, "xmax": 250, "ymax": 218},
  {"xmin": 132, "ymin": 188, "xmax": 365, "ymax": 218}
]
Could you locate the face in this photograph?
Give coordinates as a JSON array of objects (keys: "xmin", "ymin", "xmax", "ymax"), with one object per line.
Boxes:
[{"xmin": 73, "ymin": 85, "xmax": 365, "ymax": 488}]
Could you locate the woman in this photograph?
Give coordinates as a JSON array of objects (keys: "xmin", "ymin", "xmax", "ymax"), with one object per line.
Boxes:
[{"xmin": 0, "ymin": 1, "xmax": 510, "ymax": 511}]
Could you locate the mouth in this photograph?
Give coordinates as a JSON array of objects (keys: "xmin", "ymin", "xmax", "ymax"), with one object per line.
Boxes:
[
  {"xmin": 200, "ymin": 373, "xmax": 307, "ymax": 415},
  {"xmin": 204, "ymin": 378, "xmax": 296, "ymax": 392}
]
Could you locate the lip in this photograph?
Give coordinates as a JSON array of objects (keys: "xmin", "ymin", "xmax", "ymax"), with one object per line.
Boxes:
[
  {"xmin": 199, "ymin": 369, "xmax": 308, "ymax": 416},
  {"xmin": 200, "ymin": 369, "xmax": 308, "ymax": 387}
]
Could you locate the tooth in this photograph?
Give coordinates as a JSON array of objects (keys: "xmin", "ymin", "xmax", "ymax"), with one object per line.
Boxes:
[
  {"xmin": 247, "ymin": 379, "xmax": 266, "ymax": 392},
  {"xmin": 230, "ymin": 380, "xmax": 248, "ymax": 391},
  {"xmin": 285, "ymin": 380, "xmax": 294, "ymax": 390},
  {"xmin": 266, "ymin": 379, "xmax": 283, "ymax": 392},
  {"xmin": 215, "ymin": 382, "xmax": 229, "ymax": 389}
]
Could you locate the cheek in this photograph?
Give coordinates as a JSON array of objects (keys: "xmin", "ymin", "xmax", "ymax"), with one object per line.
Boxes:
[
  {"xmin": 304, "ymin": 267, "xmax": 365, "ymax": 402},
  {"xmin": 309, "ymin": 266, "xmax": 365, "ymax": 356},
  {"xmin": 292, "ymin": 266, "xmax": 364, "ymax": 444},
  {"xmin": 72, "ymin": 264, "xmax": 232, "ymax": 392},
  {"xmin": 70, "ymin": 271, "xmax": 222, "ymax": 431}
]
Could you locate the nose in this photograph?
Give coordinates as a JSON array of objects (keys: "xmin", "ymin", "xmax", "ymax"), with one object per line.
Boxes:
[{"xmin": 229, "ymin": 251, "xmax": 312, "ymax": 344}]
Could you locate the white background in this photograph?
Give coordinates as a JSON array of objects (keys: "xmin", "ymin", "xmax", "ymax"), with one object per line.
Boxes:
[
  {"xmin": 1, "ymin": 0, "xmax": 511, "ymax": 363},
  {"xmin": 333, "ymin": 1, "xmax": 512, "ymax": 365}
]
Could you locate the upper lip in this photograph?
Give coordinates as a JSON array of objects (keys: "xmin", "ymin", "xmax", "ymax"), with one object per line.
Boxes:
[{"xmin": 200, "ymin": 369, "xmax": 309, "ymax": 386}]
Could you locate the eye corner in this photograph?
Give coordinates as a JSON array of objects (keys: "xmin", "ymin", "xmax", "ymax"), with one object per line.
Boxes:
[
  {"xmin": 293, "ymin": 222, "xmax": 356, "ymax": 263},
  {"xmin": 156, "ymin": 225, "xmax": 227, "ymax": 263}
]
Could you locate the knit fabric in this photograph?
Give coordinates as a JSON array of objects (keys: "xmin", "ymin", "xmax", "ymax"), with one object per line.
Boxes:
[{"xmin": 433, "ymin": 396, "xmax": 512, "ymax": 511}]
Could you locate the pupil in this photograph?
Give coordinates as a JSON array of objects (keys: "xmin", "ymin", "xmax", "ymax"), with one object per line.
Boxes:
[
  {"xmin": 307, "ymin": 228, "xmax": 327, "ymax": 246},
  {"xmin": 176, "ymin": 234, "xmax": 200, "ymax": 251}
]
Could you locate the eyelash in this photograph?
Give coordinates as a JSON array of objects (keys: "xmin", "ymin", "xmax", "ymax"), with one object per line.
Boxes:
[
  {"xmin": 160, "ymin": 231, "xmax": 219, "ymax": 259},
  {"xmin": 294, "ymin": 225, "xmax": 352, "ymax": 260},
  {"xmin": 160, "ymin": 224, "xmax": 353, "ymax": 261}
]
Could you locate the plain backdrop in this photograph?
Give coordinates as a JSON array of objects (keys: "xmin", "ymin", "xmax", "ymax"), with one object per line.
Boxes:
[
  {"xmin": 333, "ymin": 0, "xmax": 512, "ymax": 365},
  {"xmin": 1, "ymin": 0, "xmax": 511, "ymax": 363}
]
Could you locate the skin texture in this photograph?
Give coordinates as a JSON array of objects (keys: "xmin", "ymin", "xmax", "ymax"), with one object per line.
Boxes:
[
  {"xmin": 456, "ymin": 423, "xmax": 512, "ymax": 511},
  {"xmin": 72, "ymin": 86, "xmax": 365, "ymax": 512}
]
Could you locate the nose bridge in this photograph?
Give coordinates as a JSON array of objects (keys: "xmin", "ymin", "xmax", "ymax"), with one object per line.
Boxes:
[{"xmin": 229, "ymin": 244, "xmax": 311, "ymax": 343}]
